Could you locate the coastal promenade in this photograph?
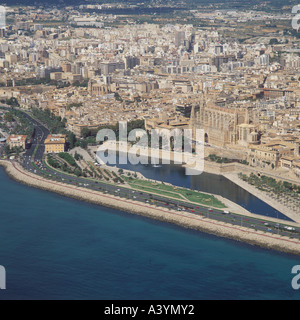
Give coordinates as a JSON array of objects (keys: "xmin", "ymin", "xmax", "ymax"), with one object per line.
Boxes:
[
  {"xmin": 224, "ymin": 172, "xmax": 300, "ymax": 224},
  {"xmin": 93, "ymin": 142, "xmax": 300, "ymax": 223},
  {"xmin": 1, "ymin": 109, "xmax": 300, "ymax": 255},
  {"xmin": 202, "ymin": 161, "xmax": 300, "ymax": 223},
  {"xmin": 1, "ymin": 159, "xmax": 300, "ymax": 256}
]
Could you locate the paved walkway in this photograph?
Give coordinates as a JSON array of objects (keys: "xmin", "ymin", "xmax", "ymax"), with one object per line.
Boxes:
[
  {"xmin": 69, "ymin": 147, "xmax": 94, "ymax": 163},
  {"xmin": 3, "ymin": 160, "xmax": 300, "ymax": 255},
  {"xmin": 224, "ymin": 172, "xmax": 300, "ymax": 224}
]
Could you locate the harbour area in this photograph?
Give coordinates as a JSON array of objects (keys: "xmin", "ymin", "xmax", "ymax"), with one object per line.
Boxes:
[{"xmin": 1, "ymin": 159, "xmax": 300, "ymax": 256}]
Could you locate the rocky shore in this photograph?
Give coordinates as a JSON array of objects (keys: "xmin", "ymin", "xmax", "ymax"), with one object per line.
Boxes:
[{"xmin": 1, "ymin": 159, "xmax": 300, "ymax": 256}]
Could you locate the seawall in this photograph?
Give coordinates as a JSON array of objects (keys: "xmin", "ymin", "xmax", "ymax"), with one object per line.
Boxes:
[
  {"xmin": 1, "ymin": 160, "xmax": 300, "ymax": 256},
  {"xmin": 202, "ymin": 161, "xmax": 300, "ymax": 223}
]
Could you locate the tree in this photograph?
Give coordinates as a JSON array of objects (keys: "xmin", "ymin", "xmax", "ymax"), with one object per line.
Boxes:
[
  {"xmin": 114, "ymin": 92, "xmax": 123, "ymax": 102},
  {"xmin": 66, "ymin": 132, "xmax": 76, "ymax": 149},
  {"xmin": 269, "ymin": 38, "xmax": 279, "ymax": 45},
  {"xmin": 81, "ymin": 127, "xmax": 92, "ymax": 139},
  {"xmin": 6, "ymin": 97, "xmax": 20, "ymax": 107},
  {"xmin": 75, "ymin": 139, "xmax": 88, "ymax": 149},
  {"xmin": 74, "ymin": 152, "xmax": 82, "ymax": 161},
  {"xmin": 74, "ymin": 167, "xmax": 82, "ymax": 177},
  {"xmin": 4, "ymin": 113, "xmax": 14, "ymax": 122},
  {"xmin": 4, "ymin": 145, "xmax": 11, "ymax": 155}
]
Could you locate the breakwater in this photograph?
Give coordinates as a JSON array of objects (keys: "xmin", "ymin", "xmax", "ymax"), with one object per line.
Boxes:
[{"xmin": 1, "ymin": 160, "xmax": 300, "ymax": 256}]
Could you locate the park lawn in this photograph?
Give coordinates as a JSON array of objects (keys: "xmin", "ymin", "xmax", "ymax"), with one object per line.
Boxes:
[
  {"xmin": 182, "ymin": 191, "xmax": 225, "ymax": 208},
  {"xmin": 123, "ymin": 176, "xmax": 226, "ymax": 209},
  {"xmin": 132, "ymin": 184, "xmax": 184, "ymax": 200}
]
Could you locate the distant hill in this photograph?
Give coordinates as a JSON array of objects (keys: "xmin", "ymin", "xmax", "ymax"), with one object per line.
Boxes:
[
  {"xmin": 0, "ymin": 0, "xmax": 298, "ymax": 9},
  {"xmin": 1, "ymin": 0, "xmax": 84, "ymax": 5}
]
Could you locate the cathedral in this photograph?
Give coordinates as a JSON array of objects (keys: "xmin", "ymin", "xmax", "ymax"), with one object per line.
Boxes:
[{"xmin": 190, "ymin": 93, "xmax": 259, "ymax": 148}]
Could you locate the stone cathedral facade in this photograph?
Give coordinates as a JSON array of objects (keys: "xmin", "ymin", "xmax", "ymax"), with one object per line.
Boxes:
[{"xmin": 190, "ymin": 93, "xmax": 258, "ymax": 148}]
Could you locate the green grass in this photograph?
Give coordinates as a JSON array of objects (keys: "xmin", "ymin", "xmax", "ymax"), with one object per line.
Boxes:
[
  {"xmin": 123, "ymin": 176, "xmax": 226, "ymax": 209},
  {"xmin": 32, "ymin": 144, "xmax": 39, "ymax": 159},
  {"xmin": 58, "ymin": 152, "xmax": 77, "ymax": 167},
  {"xmin": 44, "ymin": 156, "xmax": 226, "ymax": 209},
  {"xmin": 131, "ymin": 184, "xmax": 184, "ymax": 200}
]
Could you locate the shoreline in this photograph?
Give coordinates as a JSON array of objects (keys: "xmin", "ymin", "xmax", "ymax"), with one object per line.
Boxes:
[
  {"xmin": 92, "ymin": 143, "xmax": 299, "ymax": 222},
  {"xmin": 224, "ymin": 172, "xmax": 300, "ymax": 224},
  {"xmin": 1, "ymin": 159, "xmax": 300, "ymax": 256},
  {"xmin": 203, "ymin": 161, "xmax": 300, "ymax": 223}
]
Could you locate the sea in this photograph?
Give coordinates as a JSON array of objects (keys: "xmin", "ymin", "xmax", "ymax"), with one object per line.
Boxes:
[{"xmin": 0, "ymin": 167, "xmax": 299, "ymax": 300}]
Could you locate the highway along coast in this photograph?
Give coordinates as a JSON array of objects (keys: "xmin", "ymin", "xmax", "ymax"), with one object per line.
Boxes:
[{"xmin": 1, "ymin": 109, "xmax": 300, "ymax": 255}]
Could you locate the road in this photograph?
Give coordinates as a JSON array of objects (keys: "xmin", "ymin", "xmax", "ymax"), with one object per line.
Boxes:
[
  {"xmin": 22, "ymin": 111, "xmax": 49, "ymax": 173},
  {"xmin": 9, "ymin": 108, "xmax": 300, "ymax": 241}
]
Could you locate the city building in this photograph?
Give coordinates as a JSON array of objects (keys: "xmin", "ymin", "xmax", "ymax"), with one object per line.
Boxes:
[
  {"xmin": 7, "ymin": 135, "xmax": 28, "ymax": 150},
  {"xmin": 44, "ymin": 134, "xmax": 66, "ymax": 154}
]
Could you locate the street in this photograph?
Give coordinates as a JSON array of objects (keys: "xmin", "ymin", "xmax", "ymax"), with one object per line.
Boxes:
[{"xmin": 8, "ymin": 108, "xmax": 300, "ymax": 241}]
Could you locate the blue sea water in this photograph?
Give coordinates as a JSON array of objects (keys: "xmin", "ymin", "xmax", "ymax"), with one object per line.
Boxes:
[{"xmin": 0, "ymin": 167, "xmax": 299, "ymax": 300}]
